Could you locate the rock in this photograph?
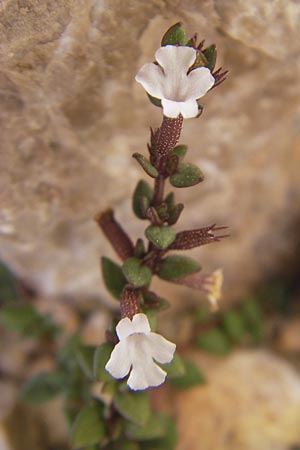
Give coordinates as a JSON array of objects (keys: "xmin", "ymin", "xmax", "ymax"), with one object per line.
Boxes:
[
  {"xmin": 0, "ymin": 1, "xmax": 300, "ymax": 305},
  {"xmin": 175, "ymin": 350, "xmax": 300, "ymax": 450}
]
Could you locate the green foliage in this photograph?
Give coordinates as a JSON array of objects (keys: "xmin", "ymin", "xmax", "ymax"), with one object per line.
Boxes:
[
  {"xmin": 71, "ymin": 400, "xmax": 106, "ymax": 449},
  {"xmin": 125, "ymin": 413, "xmax": 166, "ymax": 441},
  {"xmin": 170, "ymin": 360, "xmax": 205, "ymax": 389},
  {"xmin": 132, "ymin": 180, "xmax": 153, "ymax": 219},
  {"xmin": 169, "ymin": 145, "xmax": 187, "ymax": 161},
  {"xmin": 122, "ymin": 257, "xmax": 152, "ymax": 288},
  {"xmin": 141, "ymin": 416, "xmax": 177, "ymax": 450},
  {"xmin": 222, "ymin": 310, "xmax": 246, "ymax": 344},
  {"xmin": 142, "ymin": 291, "xmax": 170, "ymax": 312},
  {"xmin": 133, "ymin": 153, "xmax": 159, "ymax": 178},
  {"xmin": 203, "ymin": 44, "xmax": 217, "ymax": 70},
  {"xmin": 101, "ymin": 257, "xmax": 127, "ymax": 300},
  {"xmin": 94, "ymin": 342, "xmax": 114, "ymax": 382},
  {"xmin": 20, "ymin": 371, "xmax": 64, "ymax": 404},
  {"xmin": 0, "ymin": 262, "xmax": 20, "ymax": 304},
  {"xmin": 240, "ymin": 297, "xmax": 263, "ymax": 343},
  {"xmin": 145, "ymin": 225, "xmax": 176, "ymax": 249},
  {"xmin": 170, "ymin": 163, "xmax": 204, "ymax": 188},
  {"xmin": 158, "ymin": 255, "xmax": 201, "ymax": 280},
  {"xmin": 167, "ymin": 203, "xmax": 184, "ymax": 226},
  {"xmin": 76, "ymin": 345, "xmax": 96, "ymax": 379},
  {"xmin": 113, "ymin": 390, "xmax": 150, "ymax": 426},
  {"xmin": 0, "ymin": 304, "xmax": 59, "ymax": 338},
  {"xmin": 161, "ymin": 22, "xmax": 186, "ymax": 46},
  {"xmin": 197, "ymin": 328, "xmax": 231, "ymax": 355},
  {"xmin": 143, "ymin": 309, "xmax": 158, "ymax": 331},
  {"xmin": 147, "ymin": 93, "xmax": 162, "ymax": 108},
  {"xmin": 160, "ymin": 352, "xmax": 185, "ymax": 378}
]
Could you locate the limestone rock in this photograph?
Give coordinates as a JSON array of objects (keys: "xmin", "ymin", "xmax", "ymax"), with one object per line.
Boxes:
[
  {"xmin": 0, "ymin": 0, "xmax": 300, "ymax": 303},
  {"xmin": 175, "ymin": 350, "xmax": 300, "ymax": 450}
]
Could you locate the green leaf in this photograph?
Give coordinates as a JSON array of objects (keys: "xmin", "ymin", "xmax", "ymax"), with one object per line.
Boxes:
[
  {"xmin": 57, "ymin": 334, "xmax": 81, "ymax": 370},
  {"xmin": 158, "ymin": 255, "xmax": 201, "ymax": 280},
  {"xmin": 0, "ymin": 304, "xmax": 59, "ymax": 338},
  {"xmin": 222, "ymin": 310, "xmax": 246, "ymax": 343},
  {"xmin": 160, "ymin": 352, "xmax": 185, "ymax": 378},
  {"xmin": 167, "ymin": 203, "xmax": 184, "ymax": 225},
  {"xmin": 170, "ymin": 359, "xmax": 206, "ymax": 389},
  {"xmin": 133, "ymin": 153, "xmax": 158, "ymax": 178},
  {"xmin": 113, "ymin": 390, "xmax": 150, "ymax": 426},
  {"xmin": 141, "ymin": 415, "xmax": 177, "ymax": 450},
  {"xmin": 161, "ymin": 22, "xmax": 186, "ymax": 46},
  {"xmin": 164, "ymin": 192, "xmax": 175, "ymax": 209},
  {"xmin": 143, "ymin": 309, "xmax": 158, "ymax": 331},
  {"xmin": 125, "ymin": 413, "xmax": 165, "ymax": 441},
  {"xmin": 122, "ymin": 257, "xmax": 152, "ymax": 288},
  {"xmin": 0, "ymin": 263, "xmax": 20, "ymax": 304},
  {"xmin": 135, "ymin": 238, "xmax": 146, "ymax": 258},
  {"xmin": 142, "ymin": 291, "xmax": 170, "ymax": 312},
  {"xmin": 76, "ymin": 345, "xmax": 96, "ymax": 379},
  {"xmin": 196, "ymin": 328, "xmax": 231, "ymax": 355},
  {"xmin": 240, "ymin": 298, "xmax": 263, "ymax": 344},
  {"xmin": 169, "ymin": 145, "xmax": 187, "ymax": 161},
  {"xmin": 194, "ymin": 305, "xmax": 211, "ymax": 322},
  {"xmin": 71, "ymin": 401, "xmax": 105, "ymax": 449},
  {"xmin": 94, "ymin": 342, "xmax": 114, "ymax": 382},
  {"xmin": 170, "ymin": 163, "xmax": 204, "ymax": 188},
  {"xmin": 21, "ymin": 371, "xmax": 64, "ymax": 404},
  {"xmin": 192, "ymin": 51, "xmax": 207, "ymax": 69},
  {"xmin": 145, "ymin": 225, "xmax": 176, "ymax": 249},
  {"xmin": 203, "ymin": 44, "xmax": 217, "ymax": 70},
  {"xmin": 133, "ymin": 180, "xmax": 153, "ymax": 219},
  {"xmin": 147, "ymin": 93, "xmax": 162, "ymax": 108},
  {"xmin": 101, "ymin": 257, "xmax": 127, "ymax": 300}
]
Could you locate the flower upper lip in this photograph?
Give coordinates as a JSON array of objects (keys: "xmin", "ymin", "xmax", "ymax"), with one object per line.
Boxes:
[{"xmin": 135, "ymin": 45, "xmax": 215, "ymax": 119}]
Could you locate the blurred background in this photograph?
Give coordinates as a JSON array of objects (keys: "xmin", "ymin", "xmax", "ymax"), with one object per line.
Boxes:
[{"xmin": 0, "ymin": 0, "xmax": 300, "ymax": 449}]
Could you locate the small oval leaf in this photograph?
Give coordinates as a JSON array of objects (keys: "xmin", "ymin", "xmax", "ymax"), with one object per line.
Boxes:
[
  {"xmin": 133, "ymin": 153, "xmax": 158, "ymax": 178},
  {"xmin": 145, "ymin": 225, "xmax": 176, "ymax": 249},
  {"xmin": 132, "ymin": 180, "xmax": 153, "ymax": 219},
  {"xmin": 113, "ymin": 390, "xmax": 150, "ymax": 426},
  {"xmin": 196, "ymin": 328, "xmax": 231, "ymax": 355},
  {"xmin": 158, "ymin": 255, "xmax": 201, "ymax": 280},
  {"xmin": 122, "ymin": 257, "xmax": 152, "ymax": 288},
  {"xmin": 170, "ymin": 163, "xmax": 204, "ymax": 188},
  {"xmin": 93, "ymin": 342, "xmax": 114, "ymax": 382},
  {"xmin": 71, "ymin": 401, "xmax": 105, "ymax": 449},
  {"xmin": 101, "ymin": 257, "xmax": 127, "ymax": 300}
]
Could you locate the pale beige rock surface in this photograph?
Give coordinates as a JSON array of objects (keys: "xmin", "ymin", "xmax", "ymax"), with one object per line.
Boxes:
[
  {"xmin": 175, "ymin": 350, "xmax": 300, "ymax": 450},
  {"xmin": 0, "ymin": 0, "xmax": 300, "ymax": 303}
]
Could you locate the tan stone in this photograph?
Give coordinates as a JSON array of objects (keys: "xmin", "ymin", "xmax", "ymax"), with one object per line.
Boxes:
[
  {"xmin": 0, "ymin": 0, "xmax": 299, "ymax": 305},
  {"xmin": 175, "ymin": 350, "xmax": 300, "ymax": 450}
]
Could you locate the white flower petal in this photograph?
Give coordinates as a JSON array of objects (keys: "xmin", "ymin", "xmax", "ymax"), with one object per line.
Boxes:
[
  {"xmin": 131, "ymin": 313, "xmax": 151, "ymax": 334},
  {"xmin": 155, "ymin": 45, "xmax": 196, "ymax": 76},
  {"xmin": 135, "ymin": 62, "xmax": 165, "ymax": 99},
  {"xmin": 116, "ymin": 317, "xmax": 133, "ymax": 340},
  {"xmin": 127, "ymin": 358, "xmax": 166, "ymax": 390},
  {"xmin": 161, "ymin": 98, "xmax": 182, "ymax": 118},
  {"xmin": 178, "ymin": 99, "xmax": 199, "ymax": 119},
  {"xmin": 186, "ymin": 67, "xmax": 215, "ymax": 99},
  {"xmin": 147, "ymin": 332, "xmax": 176, "ymax": 364},
  {"xmin": 105, "ymin": 341, "xmax": 131, "ymax": 379}
]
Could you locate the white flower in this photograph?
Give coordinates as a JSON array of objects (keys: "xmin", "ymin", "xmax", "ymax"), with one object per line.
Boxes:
[
  {"xmin": 105, "ymin": 313, "xmax": 176, "ymax": 391},
  {"xmin": 135, "ymin": 45, "xmax": 215, "ymax": 119}
]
